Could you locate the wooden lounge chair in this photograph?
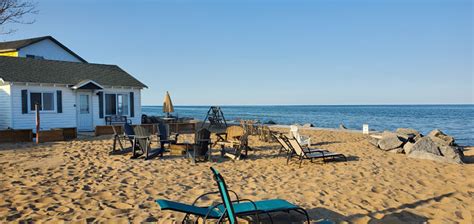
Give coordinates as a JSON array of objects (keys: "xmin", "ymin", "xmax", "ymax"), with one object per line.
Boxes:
[
  {"xmin": 287, "ymin": 137, "xmax": 347, "ymax": 167},
  {"xmin": 187, "ymin": 128, "xmax": 212, "ymax": 164},
  {"xmin": 272, "ymin": 134, "xmax": 327, "ymax": 164},
  {"xmin": 155, "ymin": 167, "xmax": 311, "ymax": 223},
  {"xmin": 273, "ymin": 133, "xmax": 293, "ymax": 160},
  {"xmin": 290, "ymin": 125, "xmax": 311, "ymax": 147}
]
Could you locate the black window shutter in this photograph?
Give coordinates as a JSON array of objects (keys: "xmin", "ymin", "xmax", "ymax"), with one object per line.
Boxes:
[
  {"xmin": 98, "ymin": 91, "xmax": 104, "ymax": 118},
  {"xmin": 129, "ymin": 92, "xmax": 134, "ymax": 118},
  {"xmin": 56, "ymin": 90, "xmax": 62, "ymax": 113},
  {"xmin": 21, "ymin": 90, "xmax": 28, "ymax": 114}
]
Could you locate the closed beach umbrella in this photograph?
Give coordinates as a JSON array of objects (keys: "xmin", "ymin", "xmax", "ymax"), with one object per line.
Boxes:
[{"xmin": 163, "ymin": 91, "xmax": 174, "ymax": 116}]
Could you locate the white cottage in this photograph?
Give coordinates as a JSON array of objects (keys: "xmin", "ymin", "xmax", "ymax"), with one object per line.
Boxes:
[{"xmin": 0, "ymin": 36, "xmax": 147, "ymax": 131}]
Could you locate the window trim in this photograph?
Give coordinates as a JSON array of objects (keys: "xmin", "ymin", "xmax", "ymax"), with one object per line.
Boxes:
[
  {"xmin": 104, "ymin": 93, "xmax": 129, "ymax": 116},
  {"xmin": 29, "ymin": 91, "xmax": 56, "ymax": 113}
]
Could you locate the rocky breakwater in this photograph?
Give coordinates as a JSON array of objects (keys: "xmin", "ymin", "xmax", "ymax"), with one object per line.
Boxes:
[{"xmin": 369, "ymin": 128, "xmax": 465, "ymax": 164}]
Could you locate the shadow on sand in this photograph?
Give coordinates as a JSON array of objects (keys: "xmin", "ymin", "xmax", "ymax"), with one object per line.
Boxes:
[{"xmin": 307, "ymin": 192, "xmax": 455, "ymax": 223}]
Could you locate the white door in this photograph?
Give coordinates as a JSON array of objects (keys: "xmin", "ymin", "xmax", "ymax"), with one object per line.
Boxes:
[{"xmin": 77, "ymin": 93, "xmax": 93, "ymax": 131}]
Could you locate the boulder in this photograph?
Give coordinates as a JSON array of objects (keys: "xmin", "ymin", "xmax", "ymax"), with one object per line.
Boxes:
[
  {"xmin": 396, "ymin": 128, "xmax": 421, "ymax": 142},
  {"xmin": 303, "ymin": 123, "xmax": 314, "ymax": 128},
  {"xmin": 409, "ymin": 137, "xmax": 441, "ymax": 156},
  {"xmin": 408, "ymin": 150, "xmax": 463, "ymax": 164},
  {"xmin": 407, "ymin": 137, "xmax": 463, "ymax": 164},
  {"xmin": 428, "ymin": 129, "xmax": 455, "ymax": 146},
  {"xmin": 368, "ymin": 137, "xmax": 379, "ymax": 147},
  {"xmin": 388, "ymin": 147, "xmax": 404, "ymax": 153},
  {"xmin": 396, "ymin": 128, "xmax": 420, "ymax": 136},
  {"xmin": 403, "ymin": 142, "xmax": 415, "ymax": 154},
  {"xmin": 438, "ymin": 145, "xmax": 464, "ymax": 163},
  {"xmin": 378, "ymin": 132, "xmax": 404, "ymax": 151},
  {"xmin": 413, "ymin": 134, "xmax": 423, "ymax": 142},
  {"xmin": 264, "ymin": 120, "xmax": 277, "ymax": 125}
]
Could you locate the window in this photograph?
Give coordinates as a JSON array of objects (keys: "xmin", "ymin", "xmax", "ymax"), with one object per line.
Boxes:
[
  {"xmin": 30, "ymin": 93, "xmax": 42, "ymax": 110},
  {"xmin": 105, "ymin": 93, "xmax": 129, "ymax": 116},
  {"xmin": 26, "ymin": 54, "xmax": 45, "ymax": 60},
  {"xmin": 105, "ymin": 94, "xmax": 116, "ymax": 115},
  {"xmin": 30, "ymin": 92, "xmax": 54, "ymax": 111},
  {"xmin": 79, "ymin": 95, "xmax": 89, "ymax": 114},
  {"xmin": 117, "ymin": 94, "xmax": 129, "ymax": 115}
]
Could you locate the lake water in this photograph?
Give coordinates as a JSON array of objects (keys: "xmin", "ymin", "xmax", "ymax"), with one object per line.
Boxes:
[{"xmin": 142, "ymin": 105, "xmax": 474, "ymax": 146}]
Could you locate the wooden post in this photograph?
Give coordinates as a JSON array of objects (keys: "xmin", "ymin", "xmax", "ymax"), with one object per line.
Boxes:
[{"xmin": 35, "ymin": 103, "xmax": 40, "ymax": 144}]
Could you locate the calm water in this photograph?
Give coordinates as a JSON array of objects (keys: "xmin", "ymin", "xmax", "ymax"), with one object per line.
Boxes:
[{"xmin": 143, "ymin": 105, "xmax": 474, "ymax": 146}]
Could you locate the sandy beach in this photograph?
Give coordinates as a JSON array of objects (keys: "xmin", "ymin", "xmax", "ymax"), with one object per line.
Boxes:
[{"xmin": 0, "ymin": 128, "xmax": 473, "ymax": 223}]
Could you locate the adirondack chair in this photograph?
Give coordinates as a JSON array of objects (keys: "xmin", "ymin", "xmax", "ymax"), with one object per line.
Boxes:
[
  {"xmin": 259, "ymin": 125, "xmax": 274, "ymax": 142},
  {"xmin": 187, "ymin": 128, "xmax": 212, "ymax": 164},
  {"xmin": 157, "ymin": 122, "xmax": 179, "ymax": 149},
  {"xmin": 112, "ymin": 125, "xmax": 127, "ymax": 151},
  {"xmin": 289, "ymin": 125, "xmax": 311, "ymax": 147},
  {"xmin": 133, "ymin": 125, "xmax": 165, "ymax": 160},
  {"xmin": 215, "ymin": 126, "xmax": 248, "ymax": 157},
  {"xmin": 224, "ymin": 133, "xmax": 249, "ymax": 160}
]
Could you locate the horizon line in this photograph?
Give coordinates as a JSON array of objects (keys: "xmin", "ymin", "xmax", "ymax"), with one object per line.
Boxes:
[{"xmin": 143, "ymin": 103, "xmax": 474, "ymax": 107}]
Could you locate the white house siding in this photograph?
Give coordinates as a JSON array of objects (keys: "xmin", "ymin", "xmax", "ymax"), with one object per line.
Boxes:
[
  {"xmin": 18, "ymin": 39, "xmax": 82, "ymax": 62},
  {"xmin": 92, "ymin": 88, "xmax": 142, "ymax": 126},
  {"xmin": 10, "ymin": 84, "xmax": 77, "ymax": 131},
  {"xmin": 0, "ymin": 84, "xmax": 12, "ymax": 129}
]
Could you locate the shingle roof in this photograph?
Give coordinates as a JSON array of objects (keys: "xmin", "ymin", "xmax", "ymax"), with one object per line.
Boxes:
[
  {"xmin": 0, "ymin": 36, "xmax": 87, "ymax": 63},
  {"xmin": 0, "ymin": 56, "xmax": 147, "ymax": 88}
]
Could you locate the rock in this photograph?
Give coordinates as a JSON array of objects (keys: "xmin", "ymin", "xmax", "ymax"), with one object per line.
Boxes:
[
  {"xmin": 388, "ymin": 147, "xmax": 404, "ymax": 153},
  {"xmin": 303, "ymin": 123, "xmax": 314, "ymax": 128},
  {"xmin": 413, "ymin": 134, "xmax": 423, "ymax": 142},
  {"xmin": 428, "ymin": 129, "xmax": 455, "ymax": 146},
  {"xmin": 407, "ymin": 137, "xmax": 463, "ymax": 164},
  {"xmin": 396, "ymin": 128, "xmax": 420, "ymax": 142},
  {"xmin": 264, "ymin": 120, "xmax": 276, "ymax": 125},
  {"xmin": 339, "ymin": 124, "xmax": 347, "ymax": 129},
  {"xmin": 403, "ymin": 142, "xmax": 415, "ymax": 154},
  {"xmin": 409, "ymin": 137, "xmax": 441, "ymax": 156},
  {"xmin": 438, "ymin": 145, "xmax": 464, "ymax": 163},
  {"xmin": 396, "ymin": 128, "xmax": 420, "ymax": 136},
  {"xmin": 368, "ymin": 137, "xmax": 379, "ymax": 147},
  {"xmin": 408, "ymin": 150, "xmax": 463, "ymax": 164},
  {"xmin": 378, "ymin": 132, "xmax": 404, "ymax": 151},
  {"xmin": 430, "ymin": 136, "xmax": 451, "ymax": 147}
]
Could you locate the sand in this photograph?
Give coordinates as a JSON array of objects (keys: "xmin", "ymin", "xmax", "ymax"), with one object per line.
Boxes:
[{"xmin": 0, "ymin": 128, "xmax": 473, "ymax": 223}]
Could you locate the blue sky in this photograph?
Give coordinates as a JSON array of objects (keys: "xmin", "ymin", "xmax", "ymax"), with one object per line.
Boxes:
[{"xmin": 2, "ymin": 0, "xmax": 472, "ymax": 105}]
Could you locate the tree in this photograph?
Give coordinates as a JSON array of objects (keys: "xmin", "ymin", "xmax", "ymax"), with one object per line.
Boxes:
[{"xmin": 0, "ymin": 0, "xmax": 38, "ymax": 34}]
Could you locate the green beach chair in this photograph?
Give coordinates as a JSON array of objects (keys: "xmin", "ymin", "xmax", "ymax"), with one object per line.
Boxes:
[{"xmin": 155, "ymin": 167, "xmax": 311, "ymax": 223}]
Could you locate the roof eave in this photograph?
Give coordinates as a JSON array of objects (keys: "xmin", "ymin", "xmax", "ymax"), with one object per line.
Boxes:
[{"xmin": 0, "ymin": 49, "xmax": 17, "ymax": 53}]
